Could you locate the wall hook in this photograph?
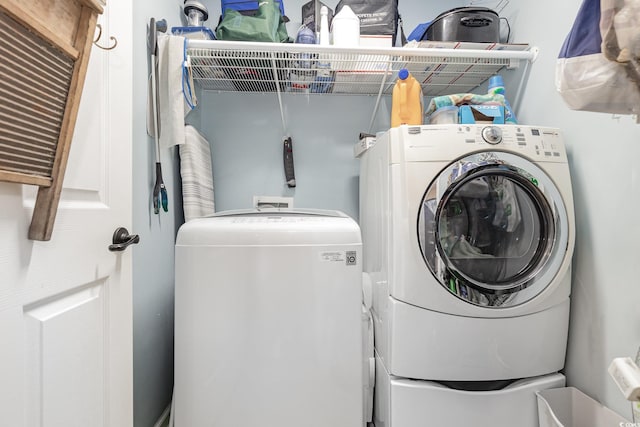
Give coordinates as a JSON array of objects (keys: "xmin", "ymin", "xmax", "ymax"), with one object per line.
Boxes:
[{"xmin": 93, "ymin": 24, "xmax": 118, "ymax": 51}]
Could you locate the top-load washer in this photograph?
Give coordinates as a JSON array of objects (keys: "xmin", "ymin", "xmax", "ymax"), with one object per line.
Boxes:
[
  {"xmin": 174, "ymin": 209, "xmax": 369, "ymax": 427},
  {"xmin": 359, "ymin": 124, "xmax": 575, "ymax": 382}
]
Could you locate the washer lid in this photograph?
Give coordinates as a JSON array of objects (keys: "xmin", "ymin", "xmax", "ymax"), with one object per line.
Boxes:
[
  {"xmin": 417, "ymin": 151, "xmax": 569, "ymax": 308},
  {"xmin": 210, "ymin": 208, "xmax": 346, "ymax": 218},
  {"xmin": 177, "ymin": 209, "xmax": 362, "ymax": 246}
]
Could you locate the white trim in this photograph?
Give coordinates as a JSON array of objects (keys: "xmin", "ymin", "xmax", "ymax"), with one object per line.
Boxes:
[
  {"xmin": 153, "ymin": 404, "xmax": 171, "ymax": 427},
  {"xmin": 186, "ymin": 39, "xmax": 537, "ymax": 60}
]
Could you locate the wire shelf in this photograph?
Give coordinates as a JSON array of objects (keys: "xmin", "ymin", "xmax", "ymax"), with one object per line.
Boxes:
[{"xmin": 187, "ymin": 40, "xmax": 534, "ymax": 97}]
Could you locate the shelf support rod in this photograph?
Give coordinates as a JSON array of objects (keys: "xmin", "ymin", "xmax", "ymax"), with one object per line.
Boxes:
[
  {"xmin": 511, "ymin": 55, "xmax": 533, "ymax": 119},
  {"xmin": 270, "ymin": 52, "xmax": 287, "ymax": 134},
  {"xmin": 368, "ymin": 59, "xmax": 394, "ymax": 133}
]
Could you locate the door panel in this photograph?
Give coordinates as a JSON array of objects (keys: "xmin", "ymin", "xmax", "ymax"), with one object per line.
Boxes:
[
  {"xmin": 64, "ymin": 27, "xmax": 106, "ymax": 194},
  {"xmin": 24, "ymin": 283, "xmax": 105, "ymax": 427},
  {"xmin": 0, "ymin": 1, "xmax": 133, "ymax": 426}
]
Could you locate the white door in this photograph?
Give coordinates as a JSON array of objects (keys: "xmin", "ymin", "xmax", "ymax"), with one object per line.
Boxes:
[{"xmin": 0, "ymin": 1, "xmax": 133, "ymax": 426}]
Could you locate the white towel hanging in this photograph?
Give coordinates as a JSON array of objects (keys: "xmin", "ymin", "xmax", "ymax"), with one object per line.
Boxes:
[
  {"xmin": 179, "ymin": 125, "xmax": 215, "ymax": 221},
  {"xmin": 157, "ymin": 34, "xmax": 189, "ymax": 149}
]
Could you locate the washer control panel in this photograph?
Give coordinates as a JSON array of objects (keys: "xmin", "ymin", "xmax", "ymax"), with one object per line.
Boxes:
[{"xmin": 398, "ymin": 125, "xmax": 567, "ymax": 163}]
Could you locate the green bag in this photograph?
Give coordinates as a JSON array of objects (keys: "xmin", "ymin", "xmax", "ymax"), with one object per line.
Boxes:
[{"xmin": 215, "ymin": 1, "xmax": 292, "ymax": 43}]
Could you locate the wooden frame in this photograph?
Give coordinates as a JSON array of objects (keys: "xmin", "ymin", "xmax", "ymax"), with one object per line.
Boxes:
[{"xmin": 0, "ymin": 0, "xmax": 104, "ymax": 241}]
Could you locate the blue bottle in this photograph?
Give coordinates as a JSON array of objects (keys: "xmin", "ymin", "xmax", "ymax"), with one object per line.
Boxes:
[{"xmin": 488, "ymin": 75, "xmax": 517, "ymax": 124}]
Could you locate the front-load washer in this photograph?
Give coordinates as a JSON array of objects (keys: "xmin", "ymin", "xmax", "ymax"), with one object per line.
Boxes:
[
  {"xmin": 359, "ymin": 125, "xmax": 575, "ymax": 381},
  {"xmin": 174, "ymin": 209, "xmax": 366, "ymax": 427}
]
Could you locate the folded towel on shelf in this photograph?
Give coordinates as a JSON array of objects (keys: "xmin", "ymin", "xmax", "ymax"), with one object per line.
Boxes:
[
  {"xmin": 425, "ymin": 93, "xmax": 506, "ymax": 116},
  {"xmin": 156, "ymin": 34, "xmax": 188, "ymax": 149},
  {"xmin": 179, "ymin": 125, "xmax": 215, "ymax": 221}
]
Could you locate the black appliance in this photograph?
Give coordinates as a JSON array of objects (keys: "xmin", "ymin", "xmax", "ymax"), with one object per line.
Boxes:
[{"xmin": 425, "ymin": 7, "xmax": 500, "ymax": 43}]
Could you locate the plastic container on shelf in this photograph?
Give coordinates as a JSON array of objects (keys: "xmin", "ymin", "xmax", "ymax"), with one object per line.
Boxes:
[
  {"xmin": 174, "ymin": 1, "xmax": 215, "ymax": 40},
  {"xmin": 536, "ymin": 387, "xmax": 630, "ymax": 427},
  {"xmin": 171, "ymin": 26, "xmax": 216, "ymax": 40},
  {"xmin": 296, "ymin": 25, "xmax": 316, "ymax": 45},
  {"xmin": 488, "ymin": 74, "xmax": 517, "ymax": 124},
  {"xmin": 428, "ymin": 106, "xmax": 459, "ymax": 124},
  {"xmin": 289, "ymin": 26, "xmax": 316, "ymax": 92},
  {"xmin": 391, "ymin": 68, "xmax": 423, "ymax": 127},
  {"xmin": 331, "ymin": 5, "xmax": 360, "ymax": 46},
  {"xmin": 295, "ymin": 26, "xmax": 316, "ymax": 69},
  {"xmin": 318, "ymin": 5, "xmax": 330, "ymax": 46},
  {"xmin": 311, "ymin": 6, "xmax": 333, "ymax": 93}
]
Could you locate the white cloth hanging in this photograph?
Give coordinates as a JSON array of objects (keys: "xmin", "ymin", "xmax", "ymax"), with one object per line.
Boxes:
[{"xmin": 157, "ymin": 34, "xmax": 188, "ymax": 148}]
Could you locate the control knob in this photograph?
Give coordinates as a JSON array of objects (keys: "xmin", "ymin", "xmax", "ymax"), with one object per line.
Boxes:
[{"xmin": 482, "ymin": 126, "xmax": 503, "ymax": 144}]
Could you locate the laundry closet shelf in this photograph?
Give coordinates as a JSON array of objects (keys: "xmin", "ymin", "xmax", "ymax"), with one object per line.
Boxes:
[{"xmin": 186, "ymin": 40, "xmax": 535, "ymax": 97}]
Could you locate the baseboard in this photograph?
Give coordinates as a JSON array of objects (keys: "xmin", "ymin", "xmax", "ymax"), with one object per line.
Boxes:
[
  {"xmin": 152, "ymin": 400, "xmax": 372, "ymax": 427},
  {"xmin": 153, "ymin": 403, "xmax": 172, "ymax": 427}
]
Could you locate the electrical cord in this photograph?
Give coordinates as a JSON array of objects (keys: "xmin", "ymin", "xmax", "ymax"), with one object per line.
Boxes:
[
  {"xmin": 182, "ymin": 38, "xmax": 197, "ymax": 110},
  {"xmin": 500, "ymin": 17, "xmax": 511, "ymax": 43}
]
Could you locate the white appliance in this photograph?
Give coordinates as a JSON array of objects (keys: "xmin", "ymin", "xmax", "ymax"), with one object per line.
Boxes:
[
  {"xmin": 359, "ymin": 125, "xmax": 575, "ymax": 427},
  {"xmin": 174, "ymin": 209, "xmax": 368, "ymax": 427}
]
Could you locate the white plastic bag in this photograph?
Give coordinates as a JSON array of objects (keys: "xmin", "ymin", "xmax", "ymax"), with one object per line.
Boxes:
[{"xmin": 556, "ymin": 0, "xmax": 640, "ymax": 115}]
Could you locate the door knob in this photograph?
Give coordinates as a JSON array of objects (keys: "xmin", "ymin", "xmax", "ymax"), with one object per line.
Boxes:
[{"xmin": 109, "ymin": 227, "xmax": 140, "ymax": 252}]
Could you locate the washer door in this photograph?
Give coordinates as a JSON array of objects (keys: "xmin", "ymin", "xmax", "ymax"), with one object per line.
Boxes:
[{"xmin": 418, "ymin": 151, "xmax": 569, "ymax": 308}]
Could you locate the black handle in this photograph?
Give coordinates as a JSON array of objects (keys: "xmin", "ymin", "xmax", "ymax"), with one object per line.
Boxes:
[
  {"xmin": 460, "ymin": 16, "xmax": 494, "ymax": 27},
  {"xmin": 109, "ymin": 227, "xmax": 140, "ymax": 252},
  {"xmin": 148, "ymin": 18, "xmax": 157, "ymax": 55},
  {"xmin": 283, "ymin": 137, "xmax": 296, "ymax": 188},
  {"xmin": 153, "ymin": 162, "xmax": 168, "ymax": 214}
]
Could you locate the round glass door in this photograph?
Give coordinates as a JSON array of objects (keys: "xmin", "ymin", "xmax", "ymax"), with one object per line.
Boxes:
[{"xmin": 418, "ymin": 152, "xmax": 568, "ymax": 307}]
